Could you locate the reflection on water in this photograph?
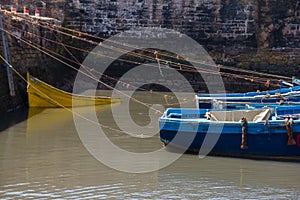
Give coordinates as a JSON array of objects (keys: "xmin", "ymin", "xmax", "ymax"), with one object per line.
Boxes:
[
  {"xmin": 0, "ymin": 108, "xmax": 28, "ymax": 132},
  {"xmin": 0, "ymin": 92, "xmax": 299, "ymax": 199}
]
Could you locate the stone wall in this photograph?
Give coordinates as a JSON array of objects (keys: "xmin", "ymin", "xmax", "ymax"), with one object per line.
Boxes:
[
  {"xmin": 0, "ymin": 10, "xmax": 62, "ymax": 113},
  {"xmin": 0, "ymin": 0, "xmax": 65, "ymax": 21},
  {"xmin": 64, "ymin": 0, "xmax": 256, "ymax": 46},
  {"xmin": 62, "ymin": 0, "xmax": 300, "ymax": 90},
  {"xmin": 2, "ymin": 0, "xmax": 299, "ymax": 50},
  {"xmin": 255, "ymin": 0, "xmax": 300, "ymax": 49},
  {"xmin": 0, "ymin": 0, "xmax": 300, "ymax": 112},
  {"xmin": 62, "ymin": 0, "xmax": 300, "ymax": 77}
]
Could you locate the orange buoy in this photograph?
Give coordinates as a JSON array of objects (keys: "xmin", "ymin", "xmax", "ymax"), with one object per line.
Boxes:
[{"xmin": 23, "ymin": 7, "xmax": 29, "ymax": 15}]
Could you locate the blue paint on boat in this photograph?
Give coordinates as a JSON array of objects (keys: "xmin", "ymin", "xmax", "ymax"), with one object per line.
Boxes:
[
  {"xmin": 196, "ymin": 86, "xmax": 300, "ymax": 109},
  {"xmin": 197, "ymin": 86, "xmax": 300, "ymax": 98}
]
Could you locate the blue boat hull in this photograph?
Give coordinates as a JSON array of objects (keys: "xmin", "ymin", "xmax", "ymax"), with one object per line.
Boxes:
[{"xmin": 159, "ymin": 119, "xmax": 300, "ymax": 160}]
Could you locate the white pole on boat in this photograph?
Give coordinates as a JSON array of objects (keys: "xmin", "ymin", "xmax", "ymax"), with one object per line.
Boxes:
[
  {"xmin": 195, "ymin": 95, "xmax": 199, "ymax": 109},
  {"xmin": 0, "ymin": 11, "xmax": 15, "ymax": 97}
]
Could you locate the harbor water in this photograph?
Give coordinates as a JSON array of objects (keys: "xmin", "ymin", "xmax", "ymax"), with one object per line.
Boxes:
[{"xmin": 0, "ymin": 91, "xmax": 300, "ymax": 199}]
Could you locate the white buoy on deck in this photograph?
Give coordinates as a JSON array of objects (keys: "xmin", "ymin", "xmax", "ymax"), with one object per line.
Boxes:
[
  {"xmin": 35, "ymin": 10, "xmax": 40, "ymax": 17},
  {"xmin": 11, "ymin": 7, "xmax": 16, "ymax": 13}
]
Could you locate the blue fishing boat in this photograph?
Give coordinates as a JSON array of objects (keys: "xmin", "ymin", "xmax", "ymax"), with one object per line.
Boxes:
[
  {"xmin": 159, "ymin": 106, "xmax": 300, "ymax": 161},
  {"xmin": 196, "ymin": 86, "xmax": 300, "ymax": 109}
]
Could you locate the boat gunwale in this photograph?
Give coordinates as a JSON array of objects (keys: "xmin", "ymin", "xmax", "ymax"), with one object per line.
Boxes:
[
  {"xmin": 160, "ymin": 117, "xmax": 293, "ymax": 125},
  {"xmin": 196, "ymin": 91, "xmax": 300, "ymax": 101},
  {"xmin": 28, "ymin": 74, "xmax": 115, "ymax": 100}
]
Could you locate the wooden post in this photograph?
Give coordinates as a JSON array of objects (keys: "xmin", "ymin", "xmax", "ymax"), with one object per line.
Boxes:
[
  {"xmin": 0, "ymin": 12, "xmax": 15, "ymax": 96},
  {"xmin": 241, "ymin": 117, "xmax": 248, "ymax": 150}
]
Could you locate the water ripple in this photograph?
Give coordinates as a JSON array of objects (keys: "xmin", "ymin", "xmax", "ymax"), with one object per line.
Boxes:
[{"xmin": 0, "ymin": 179, "xmax": 299, "ymax": 200}]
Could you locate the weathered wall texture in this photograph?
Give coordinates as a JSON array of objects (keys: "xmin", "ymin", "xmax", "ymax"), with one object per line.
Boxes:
[
  {"xmin": 0, "ymin": 0, "xmax": 299, "ymax": 112},
  {"xmin": 68, "ymin": 0, "xmax": 300, "ymax": 93},
  {"xmin": 4, "ymin": 0, "xmax": 300, "ymax": 49},
  {"xmin": 0, "ymin": 11, "xmax": 62, "ymax": 112},
  {"xmin": 0, "ymin": 0, "xmax": 65, "ymax": 21},
  {"xmin": 255, "ymin": 0, "xmax": 300, "ymax": 49},
  {"xmin": 64, "ymin": 0, "xmax": 255, "ymax": 46},
  {"xmin": 42, "ymin": 0, "xmax": 300, "ymax": 75}
]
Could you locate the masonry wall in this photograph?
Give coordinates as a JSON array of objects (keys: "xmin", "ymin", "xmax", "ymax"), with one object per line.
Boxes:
[
  {"xmin": 0, "ymin": 10, "xmax": 62, "ymax": 112},
  {"xmin": 56, "ymin": 0, "xmax": 300, "ymax": 91},
  {"xmin": 0, "ymin": 0, "xmax": 299, "ymax": 112},
  {"xmin": 3, "ymin": 0, "xmax": 300, "ymax": 50}
]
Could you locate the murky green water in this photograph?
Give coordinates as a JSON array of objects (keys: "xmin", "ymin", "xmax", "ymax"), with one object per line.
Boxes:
[{"xmin": 0, "ymin": 92, "xmax": 300, "ymax": 199}]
